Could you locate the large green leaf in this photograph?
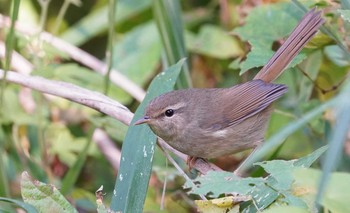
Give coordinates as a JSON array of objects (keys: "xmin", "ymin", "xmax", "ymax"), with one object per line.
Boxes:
[
  {"xmin": 110, "ymin": 59, "xmax": 186, "ymax": 212},
  {"xmin": 294, "ymin": 168, "xmax": 350, "ymax": 213},
  {"xmin": 185, "ymin": 171, "xmax": 264, "ymax": 197},
  {"xmin": 187, "ymin": 147, "xmax": 327, "ymax": 212},
  {"xmin": 21, "ymin": 172, "xmax": 78, "ymax": 212},
  {"xmin": 234, "ymin": 2, "xmax": 312, "ymax": 74},
  {"xmin": 112, "ymin": 22, "xmax": 162, "ymax": 86},
  {"xmin": 187, "ymin": 25, "xmax": 244, "ymax": 59}
]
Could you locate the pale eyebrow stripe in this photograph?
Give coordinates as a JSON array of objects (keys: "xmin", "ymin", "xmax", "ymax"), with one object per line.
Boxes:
[
  {"xmin": 154, "ymin": 102, "xmax": 187, "ymax": 119},
  {"xmin": 166, "ymin": 102, "xmax": 186, "ymax": 111}
]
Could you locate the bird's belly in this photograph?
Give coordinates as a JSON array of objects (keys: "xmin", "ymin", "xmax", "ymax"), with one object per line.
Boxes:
[
  {"xmin": 167, "ymin": 108, "xmax": 272, "ymax": 159},
  {"xmin": 166, "ymin": 128, "xmax": 260, "ymax": 159}
]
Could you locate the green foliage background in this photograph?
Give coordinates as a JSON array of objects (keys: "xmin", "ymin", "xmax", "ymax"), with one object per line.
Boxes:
[{"xmin": 0, "ymin": 0, "xmax": 350, "ymax": 212}]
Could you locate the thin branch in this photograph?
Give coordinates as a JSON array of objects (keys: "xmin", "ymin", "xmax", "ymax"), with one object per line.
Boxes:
[
  {"xmin": 0, "ymin": 14, "xmax": 146, "ymax": 102},
  {"xmin": 158, "ymin": 141, "xmax": 207, "ymax": 201},
  {"xmin": 158, "ymin": 139, "xmax": 222, "ymax": 174},
  {"xmin": 0, "ymin": 69, "xmax": 133, "ymax": 126},
  {"xmin": 93, "ymin": 128, "xmax": 121, "ymax": 171},
  {"xmin": 0, "ymin": 41, "xmax": 34, "ymax": 74}
]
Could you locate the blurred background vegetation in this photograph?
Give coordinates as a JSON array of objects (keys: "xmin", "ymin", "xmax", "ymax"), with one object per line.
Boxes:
[{"xmin": 0, "ymin": 0, "xmax": 350, "ymax": 212}]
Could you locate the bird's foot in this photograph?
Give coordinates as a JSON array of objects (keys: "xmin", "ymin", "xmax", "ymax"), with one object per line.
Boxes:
[
  {"xmin": 186, "ymin": 156, "xmax": 209, "ymax": 171},
  {"xmin": 186, "ymin": 156, "xmax": 197, "ymax": 169}
]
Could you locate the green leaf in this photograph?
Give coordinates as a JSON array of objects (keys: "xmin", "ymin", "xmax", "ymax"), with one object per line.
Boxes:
[
  {"xmin": 187, "ymin": 25, "xmax": 243, "ymax": 59},
  {"xmin": 254, "ymin": 146, "xmax": 327, "ymax": 191},
  {"xmin": 0, "ymin": 197, "xmax": 38, "ymax": 213},
  {"xmin": 188, "ymin": 147, "xmax": 327, "ymax": 212},
  {"xmin": 112, "ymin": 22, "xmax": 162, "ymax": 86},
  {"xmin": 262, "ymin": 206, "xmax": 309, "ymax": 213},
  {"xmin": 338, "ymin": 9, "xmax": 350, "ymax": 22},
  {"xmin": 324, "ymin": 45, "xmax": 350, "ymax": 67},
  {"xmin": 293, "ymin": 145, "xmax": 328, "ymax": 168},
  {"xmin": 46, "ymin": 124, "xmax": 96, "ymax": 167},
  {"xmin": 21, "ymin": 172, "xmax": 78, "ymax": 213},
  {"xmin": 234, "ymin": 2, "xmax": 311, "ymax": 74},
  {"xmin": 49, "ymin": 63, "xmax": 133, "ymax": 104},
  {"xmin": 239, "ymin": 98, "xmax": 335, "ymax": 172},
  {"xmin": 298, "ymin": 50, "xmax": 323, "ymax": 102},
  {"xmin": 341, "ymin": 0, "xmax": 350, "ymax": 9},
  {"xmin": 316, "ymin": 79, "xmax": 350, "ymax": 205},
  {"xmin": 234, "ymin": 3, "xmax": 301, "ymax": 43},
  {"xmin": 1, "ymin": 0, "xmax": 20, "ymax": 108},
  {"xmin": 153, "ymin": 0, "xmax": 192, "ymax": 88},
  {"xmin": 186, "ymin": 171, "xmax": 264, "ymax": 197},
  {"xmin": 294, "ymin": 168, "xmax": 350, "ymax": 213},
  {"xmin": 60, "ymin": 127, "xmax": 94, "ymax": 195},
  {"xmin": 0, "ymin": 88, "xmax": 37, "ymax": 125},
  {"xmin": 110, "ymin": 59, "xmax": 186, "ymax": 212},
  {"xmin": 256, "ymin": 160, "xmax": 295, "ymax": 191},
  {"xmin": 153, "ymin": 0, "xmax": 187, "ymax": 65},
  {"xmin": 238, "ymin": 40, "xmax": 274, "ymax": 74},
  {"xmin": 279, "ymin": 192, "xmax": 308, "ymax": 209},
  {"xmin": 242, "ymin": 182, "xmax": 279, "ymax": 213}
]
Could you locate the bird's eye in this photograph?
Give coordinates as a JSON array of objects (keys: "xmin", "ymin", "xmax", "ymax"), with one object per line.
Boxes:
[{"xmin": 164, "ymin": 109, "xmax": 174, "ymax": 117}]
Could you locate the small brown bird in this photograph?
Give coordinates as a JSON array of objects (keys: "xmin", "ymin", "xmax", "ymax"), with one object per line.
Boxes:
[{"xmin": 135, "ymin": 9, "xmax": 324, "ymax": 166}]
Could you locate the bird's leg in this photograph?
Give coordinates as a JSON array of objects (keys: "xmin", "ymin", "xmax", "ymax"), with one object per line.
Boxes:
[
  {"xmin": 186, "ymin": 156, "xmax": 198, "ymax": 169},
  {"xmin": 186, "ymin": 156, "xmax": 210, "ymax": 171},
  {"xmin": 233, "ymin": 143, "xmax": 263, "ymax": 177}
]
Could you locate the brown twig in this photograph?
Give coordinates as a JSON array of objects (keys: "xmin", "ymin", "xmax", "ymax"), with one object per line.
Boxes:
[{"xmin": 298, "ymin": 65, "xmax": 347, "ymax": 94}]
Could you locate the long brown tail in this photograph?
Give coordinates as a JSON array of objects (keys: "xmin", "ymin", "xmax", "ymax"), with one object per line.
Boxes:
[{"xmin": 254, "ymin": 8, "xmax": 324, "ymax": 83}]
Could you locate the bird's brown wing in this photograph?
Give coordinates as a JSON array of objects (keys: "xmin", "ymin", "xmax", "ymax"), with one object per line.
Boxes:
[{"xmin": 200, "ymin": 80, "xmax": 287, "ymax": 131}]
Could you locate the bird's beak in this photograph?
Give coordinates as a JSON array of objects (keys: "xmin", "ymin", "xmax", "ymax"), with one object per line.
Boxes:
[{"xmin": 134, "ymin": 116, "xmax": 150, "ymax": 125}]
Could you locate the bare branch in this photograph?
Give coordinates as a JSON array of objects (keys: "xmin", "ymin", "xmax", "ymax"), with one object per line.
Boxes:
[
  {"xmin": 158, "ymin": 139, "xmax": 222, "ymax": 174},
  {"xmin": 0, "ymin": 69, "xmax": 133, "ymax": 126},
  {"xmin": 0, "ymin": 41, "xmax": 37, "ymax": 113},
  {"xmin": 93, "ymin": 128, "xmax": 121, "ymax": 172},
  {"xmin": 0, "ymin": 14, "xmax": 146, "ymax": 102},
  {"xmin": 0, "ymin": 41, "xmax": 34, "ymax": 75}
]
